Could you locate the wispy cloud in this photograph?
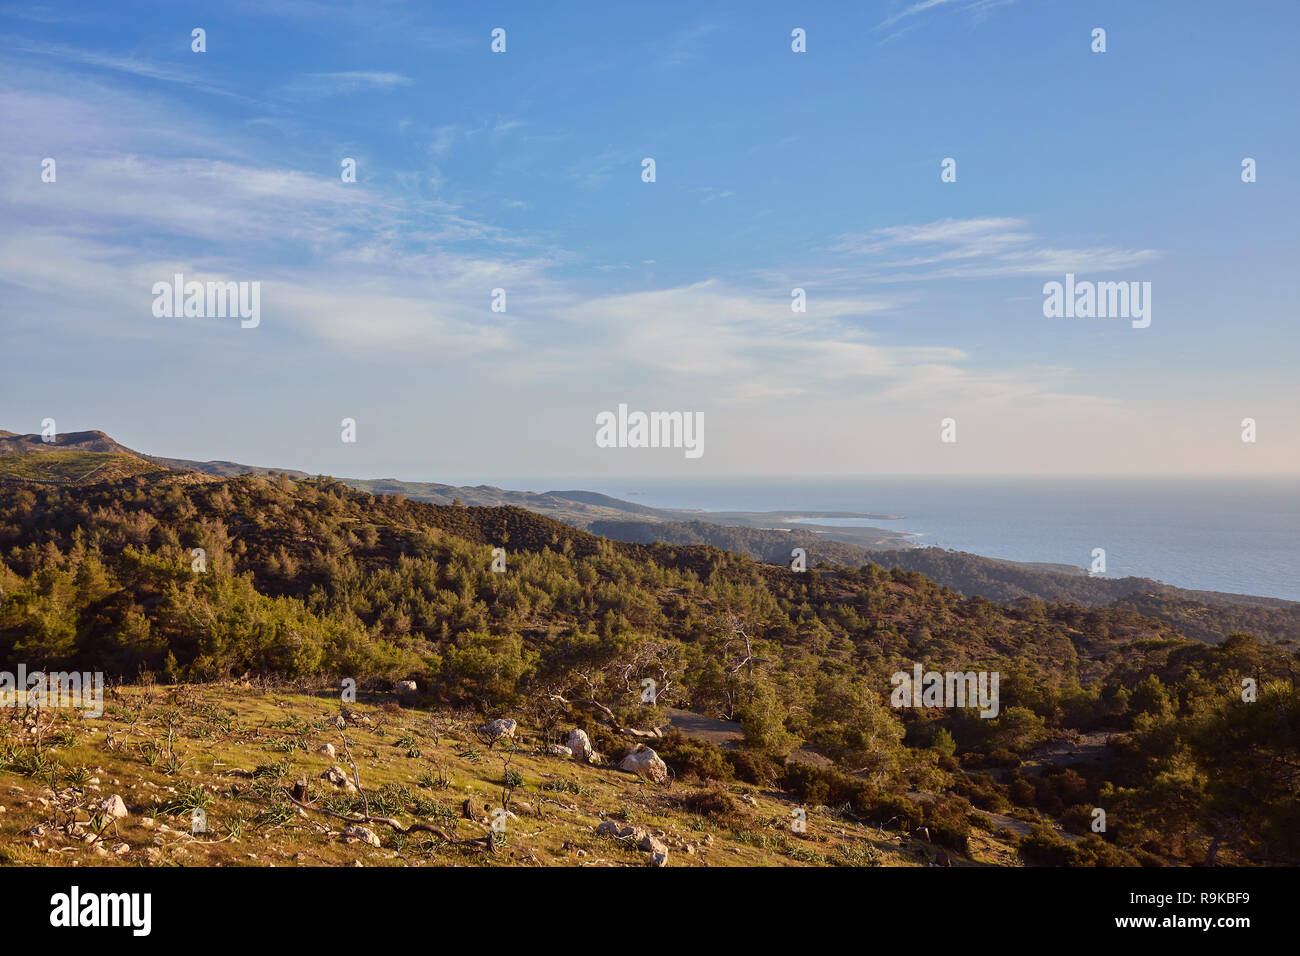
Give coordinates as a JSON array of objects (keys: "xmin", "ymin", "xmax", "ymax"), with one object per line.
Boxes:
[
  {"xmin": 0, "ymin": 59, "xmax": 1137, "ymax": 464},
  {"xmin": 5, "ymin": 39, "xmax": 246, "ymax": 99},
  {"xmin": 277, "ymin": 70, "xmax": 412, "ymax": 98},
  {"xmin": 568, "ymin": 148, "xmax": 641, "ymax": 190},
  {"xmin": 876, "ymin": 0, "xmax": 1016, "ymax": 31},
  {"xmin": 832, "ymin": 217, "xmax": 1160, "ymax": 281},
  {"xmin": 650, "ymin": 22, "xmax": 719, "ymax": 68}
]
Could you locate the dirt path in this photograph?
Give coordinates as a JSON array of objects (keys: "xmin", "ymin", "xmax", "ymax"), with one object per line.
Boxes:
[
  {"xmin": 664, "ymin": 708, "xmax": 833, "ymax": 767},
  {"xmin": 664, "ymin": 707, "xmax": 741, "ymax": 746}
]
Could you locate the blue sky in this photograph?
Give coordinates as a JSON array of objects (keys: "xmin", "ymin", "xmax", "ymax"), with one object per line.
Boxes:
[{"xmin": 1, "ymin": 0, "xmax": 1297, "ymax": 480}]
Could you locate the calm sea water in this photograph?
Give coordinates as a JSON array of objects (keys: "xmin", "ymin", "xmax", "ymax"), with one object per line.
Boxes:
[{"xmin": 503, "ymin": 476, "xmax": 1300, "ymax": 602}]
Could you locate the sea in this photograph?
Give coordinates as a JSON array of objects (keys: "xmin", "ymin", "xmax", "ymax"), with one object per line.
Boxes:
[{"xmin": 493, "ymin": 476, "xmax": 1300, "ymax": 603}]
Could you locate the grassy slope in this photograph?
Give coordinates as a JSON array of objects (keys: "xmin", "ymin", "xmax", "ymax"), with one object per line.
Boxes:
[
  {"xmin": 0, "ymin": 686, "xmax": 1018, "ymax": 868},
  {"xmin": 0, "ymin": 451, "xmax": 162, "ymax": 485}
]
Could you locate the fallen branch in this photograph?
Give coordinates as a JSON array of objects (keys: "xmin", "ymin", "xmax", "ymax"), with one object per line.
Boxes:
[
  {"xmin": 548, "ymin": 695, "xmax": 664, "ymax": 739},
  {"xmin": 280, "ymin": 789, "xmax": 495, "ymax": 853}
]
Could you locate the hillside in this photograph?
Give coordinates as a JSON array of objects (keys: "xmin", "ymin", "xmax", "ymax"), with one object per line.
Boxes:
[
  {"xmin": 2, "ymin": 428, "xmax": 1295, "ymax": 644},
  {"xmin": 1, "ymin": 684, "xmax": 993, "ymax": 869},
  {"xmin": 1, "ymin": 469, "xmax": 1297, "ymax": 866},
  {"xmin": 0, "ymin": 429, "xmax": 140, "ymax": 457}
]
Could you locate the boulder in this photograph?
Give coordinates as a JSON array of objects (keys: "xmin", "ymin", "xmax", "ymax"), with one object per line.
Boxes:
[
  {"xmin": 618, "ymin": 745, "xmax": 669, "ymax": 784},
  {"xmin": 317, "ymin": 743, "xmax": 336, "ymax": 758},
  {"xmin": 547, "ymin": 744, "xmax": 573, "ymax": 757},
  {"xmin": 394, "ymin": 680, "xmax": 417, "ymax": 694},
  {"xmin": 482, "ymin": 718, "xmax": 517, "ymax": 743},
  {"xmin": 96, "ymin": 795, "xmax": 128, "ymax": 820},
  {"xmin": 639, "ymin": 833, "xmax": 669, "ymax": 855},
  {"xmin": 566, "ymin": 728, "xmax": 598, "ymax": 764}
]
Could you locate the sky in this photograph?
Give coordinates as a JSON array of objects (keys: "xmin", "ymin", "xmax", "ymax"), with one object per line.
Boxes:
[{"xmin": 1, "ymin": 0, "xmax": 1297, "ymax": 481}]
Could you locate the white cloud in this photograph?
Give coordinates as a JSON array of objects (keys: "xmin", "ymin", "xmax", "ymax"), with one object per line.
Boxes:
[{"xmin": 833, "ymin": 217, "xmax": 1160, "ymax": 281}]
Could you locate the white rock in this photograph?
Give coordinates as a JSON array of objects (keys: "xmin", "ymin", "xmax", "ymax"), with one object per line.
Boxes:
[
  {"xmin": 641, "ymin": 833, "xmax": 669, "ymax": 855},
  {"xmin": 618, "ymin": 745, "xmax": 669, "ymax": 784},
  {"xmin": 482, "ymin": 718, "xmax": 517, "ymax": 742},
  {"xmin": 317, "ymin": 743, "xmax": 336, "ymax": 758},
  {"xmin": 96, "ymin": 795, "xmax": 128, "ymax": 820},
  {"xmin": 566, "ymin": 728, "xmax": 599, "ymax": 764},
  {"xmin": 394, "ymin": 680, "xmax": 417, "ymax": 694},
  {"xmin": 320, "ymin": 766, "xmax": 357, "ymax": 793},
  {"xmin": 547, "ymin": 744, "xmax": 573, "ymax": 757},
  {"xmin": 342, "ymin": 824, "xmax": 381, "ymax": 847}
]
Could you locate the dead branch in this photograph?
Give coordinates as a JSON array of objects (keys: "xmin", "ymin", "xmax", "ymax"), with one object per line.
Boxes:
[
  {"xmin": 279, "ymin": 788, "xmax": 495, "ymax": 853},
  {"xmin": 547, "ymin": 694, "xmax": 663, "ymax": 739}
]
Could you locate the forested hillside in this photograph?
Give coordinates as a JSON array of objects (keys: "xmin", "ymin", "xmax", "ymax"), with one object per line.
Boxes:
[{"xmin": 1, "ymin": 471, "xmax": 1296, "ymax": 865}]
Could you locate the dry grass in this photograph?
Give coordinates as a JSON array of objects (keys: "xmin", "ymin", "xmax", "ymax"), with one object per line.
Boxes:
[{"xmin": 0, "ymin": 685, "xmax": 1016, "ymax": 868}]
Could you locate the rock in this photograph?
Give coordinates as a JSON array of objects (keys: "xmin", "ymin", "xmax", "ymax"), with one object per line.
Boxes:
[
  {"xmin": 394, "ymin": 680, "xmax": 417, "ymax": 694},
  {"xmin": 567, "ymin": 728, "xmax": 599, "ymax": 764},
  {"xmin": 639, "ymin": 833, "xmax": 669, "ymax": 855},
  {"xmin": 547, "ymin": 744, "xmax": 573, "ymax": 757},
  {"xmin": 320, "ymin": 766, "xmax": 357, "ymax": 793},
  {"xmin": 111, "ymin": 843, "xmax": 130, "ymax": 855},
  {"xmin": 482, "ymin": 718, "xmax": 517, "ymax": 743},
  {"xmin": 317, "ymin": 743, "xmax": 336, "ymax": 758},
  {"xmin": 618, "ymin": 745, "xmax": 669, "ymax": 784},
  {"xmin": 342, "ymin": 824, "xmax": 381, "ymax": 848},
  {"xmin": 596, "ymin": 820, "xmax": 642, "ymax": 840},
  {"xmin": 649, "ymin": 851, "xmax": 669, "ymax": 867},
  {"xmin": 595, "ymin": 820, "xmax": 657, "ymax": 854},
  {"xmin": 96, "ymin": 795, "xmax": 128, "ymax": 820}
]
